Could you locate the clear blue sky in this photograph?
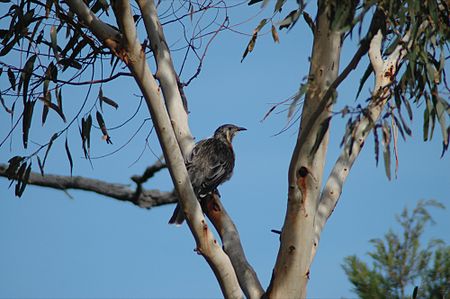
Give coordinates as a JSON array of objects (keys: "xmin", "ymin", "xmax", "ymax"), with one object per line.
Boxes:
[{"xmin": 0, "ymin": 1, "xmax": 449, "ymax": 298}]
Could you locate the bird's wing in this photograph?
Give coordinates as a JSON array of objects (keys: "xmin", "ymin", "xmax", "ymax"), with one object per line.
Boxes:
[
  {"xmin": 188, "ymin": 138, "xmax": 234, "ymax": 196},
  {"xmin": 202, "ymin": 140, "xmax": 234, "ymax": 192}
]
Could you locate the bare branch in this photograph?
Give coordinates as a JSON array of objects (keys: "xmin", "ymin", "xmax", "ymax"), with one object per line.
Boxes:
[
  {"xmin": 368, "ymin": 29, "xmax": 384, "ymax": 74},
  {"xmin": 312, "ymin": 23, "xmax": 420, "ymax": 263},
  {"xmin": 137, "ymin": 0, "xmax": 195, "ymax": 158},
  {"xmin": 103, "ymin": 1, "xmax": 242, "ymax": 297},
  {"xmin": 131, "ymin": 158, "xmax": 166, "ymax": 184},
  {"xmin": 316, "ymin": 10, "xmax": 385, "ymax": 107},
  {"xmin": 0, "ymin": 163, "xmax": 176, "ymax": 209},
  {"xmin": 205, "ymin": 194, "xmax": 264, "ymax": 299},
  {"xmin": 111, "ymin": 0, "xmax": 136, "ymax": 49}
]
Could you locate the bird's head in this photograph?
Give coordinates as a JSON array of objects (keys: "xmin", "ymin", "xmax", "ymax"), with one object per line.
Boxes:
[{"xmin": 214, "ymin": 124, "xmax": 247, "ymax": 144}]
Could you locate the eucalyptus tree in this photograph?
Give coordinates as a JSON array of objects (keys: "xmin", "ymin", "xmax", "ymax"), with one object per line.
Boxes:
[{"xmin": 0, "ymin": 0, "xmax": 448, "ymax": 297}]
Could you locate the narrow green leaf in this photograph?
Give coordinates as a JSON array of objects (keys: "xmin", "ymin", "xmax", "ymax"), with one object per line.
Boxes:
[
  {"xmin": 288, "ymin": 83, "xmax": 308, "ymax": 120},
  {"xmin": 37, "ymin": 156, "xmax": 44, "ymax": 176},
  {"xmin": 35, "ymin": 30, "xmax": 43, "ymax": 45},
  {"xmin": 46, "ymin": 62, "xmax": 58, "ymax": 83},
  {"xmin": 14, "ymin": 162, "xmax": 27, "ymax": 197},
  {"xmin": 22, "ymin": 100, "xmax": 36, "ymax": 149},
  {"xmin": 99, "ymin": 87, "xmax": 104, "ymax": 111},
  {"xmin": 274, "ymin": 0, "xmax": 286, "ymax": 12},
  {"xmin": 43, "ymin": 78, "xmax": 49, "ymax": 99},
  {"xmin": 310, "ymin": 116, "xmax": 331, "ymax": 155},
  {"xmin": 43, "ymin": 133, "xmax": 58, "ymax": 166},
  {"xmin": 435, "ymin": 96, "xmax": 449, "ymax": 156},
  {"xmin": 16, "ymin": 162, "xmax": 27, "ymax": 182},
  {"xmin": 248, "ymin": 0, "xmax": 263, "ymax": 5},
  {"xmin": 279, "ymin": 9, "xmax": 301, "ymax": 30},
  {"xmin": 7, "ymin": 68, "xmax": 16, "ymax": 91},
  {"xmin": 65, "ymin": 137, "xmax": 73, "ymax": 176},
  {"xmin": 382, "ymin": 121, "xmax": 391, "ymax": 180},
  {"xmin": 27, "ymin": 19, "xmax": 42, "ymax": 57},
  {"xmin": 241, "ymin": 32, "xmax": 257, "ymax": 63},
  {"xmin": 96, "ymin": 111, "xmax": 112, "ymax": 144},
  {"xmin": 398, "ymin": 111, "xmax": 412, "ymax": 136},
  {"xmin": 60, "ymin": 32, "xmax": 80, "ymax": 57},
  {"xmin": 81, "ymin": 115, "xmax": 92, "ymax": 158},
  {"xmin": 59, "ymin": 58, "xmax": 83, "ymax": 70},
  {"xmin": 271, "ymin": 25, "xmax": 280, "ymax": 43},
  {"xmin": 356, "ymin": 64, "xmax": 373, "ymax": 100},
  {"xmin": 42, "ymin": 102, "xmax": 49, "ymax": 125},
  {"xmin": 20, "ymin": 54, "xmax": 37, "ymax": 104},
  {"xmin": 402, "ymin": 94, "xmax": 413, "ymax": 120},
  {"xmin": 49, "ymin": 100, "xmax": 66, "ymax": 122},
  {"xmin": 17, "ymin": 162, "xmax": 32, "ymax": 197},
  {"xmin": 255, "ymin": 18, "xmax": 267, "ymax": 33},
  {"xmin": 423, "ymin": 105, "xmax": 430, "ymax": 141},
  {"xmin": 392, "ymin": 115, "xmax": 406, "ymax": 141},
  {"xmin": 302, "ymin": 12, "xmax": 314, "ymax": 32},
  {"xmin": 0, "ymin": 36, "xmax": 18, "ymax": 57},
  {"xmin": 373, "ymin": 126, "xmax": 380, "ymax": 166},
  {"xmin": 50, "ymin": 25, "xmax": 59, "ymax": 60},
  {"xmin": 56, "ymin": 86, "xmax": 63, "ymax": 113},
  {"xmin": 101, "ymin": 96, "xmax": 119, "ymax": 109}
]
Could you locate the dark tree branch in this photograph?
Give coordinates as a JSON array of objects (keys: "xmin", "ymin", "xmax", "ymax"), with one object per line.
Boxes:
[
  {"xmin": 205, "ymin": 194, "xmax": 264, "ymax": 299},
  {"xmin": 131, "ymin": 158, "xmax": 166, "ymax": 184},
  {"xmin": 0, "ymin": 163, "xmax": 177, "ymax": 209}
]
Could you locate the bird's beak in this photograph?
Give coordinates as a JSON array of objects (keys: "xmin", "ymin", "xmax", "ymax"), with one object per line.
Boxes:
[{"xmin": 236, "ymin": 126, "xmax": 247, "ymax": 132}]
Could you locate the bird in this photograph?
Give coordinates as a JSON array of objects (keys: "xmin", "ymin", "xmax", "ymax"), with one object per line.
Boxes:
[{"xmin": 169, "ymin": 124, "xmax": 247, "ymax": 225}]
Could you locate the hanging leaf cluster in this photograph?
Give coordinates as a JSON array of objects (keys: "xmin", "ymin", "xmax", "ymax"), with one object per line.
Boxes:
[
  {"xmin": 357, "ymin": 1, "xmax": 450, "ymax": 163},
  {"xmin": 0, "ymin": 0, "xmax": 120, "ymax": 181},
  {"xmin": 4, "ymin": 156, "xmax": 31, "ymax": 197}
]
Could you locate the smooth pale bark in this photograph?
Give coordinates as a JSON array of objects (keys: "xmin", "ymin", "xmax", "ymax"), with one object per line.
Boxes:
[
  {"xmin": 136, "ymin": 2, "xmax": 263, "ymax": 296},
  {"xmin": 66, "ymin": 1, "xmax": 242, "ymax": 297},
  {"xmin": 267, "ymin": 2, "xmax": 342, "ymax": 298},
  {"xmin": 136, "ymin": 1, "xmax": 262, "ymax": 296},
  {"xmin": 311, "ymin": 27, "xmax": 415, "ymax": 262},
  {"xmin": 136, "ymin": 0, "xmax": 195, "ymax": 158}
]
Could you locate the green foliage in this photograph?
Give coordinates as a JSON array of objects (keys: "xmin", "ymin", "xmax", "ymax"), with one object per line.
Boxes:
[
  {"xmin": 0, "ymin": 0, "xmax": 230, "ymax": 197},
  {"xmin": 343, "ymin": 200, "xmax": 449, "ymax": 299},
  {"xmin": 250, "ymin": 0, "xmax": 449, "ymax": 165}
]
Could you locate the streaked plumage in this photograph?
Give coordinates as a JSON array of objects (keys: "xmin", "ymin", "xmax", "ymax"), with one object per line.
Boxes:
[{"xmin": 169, "ymin": 124, "xmax": 246, "ymax": 225}]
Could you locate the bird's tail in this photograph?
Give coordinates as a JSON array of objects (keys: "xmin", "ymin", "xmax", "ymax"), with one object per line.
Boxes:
[{"xmin": 168, "ymin": 203, "xmax": 185, "ymax": 225}]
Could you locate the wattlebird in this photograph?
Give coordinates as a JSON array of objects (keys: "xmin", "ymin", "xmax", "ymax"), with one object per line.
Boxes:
[{"xmin": 169, "ymin": 124, "xmax": 247, "ymax": 225}]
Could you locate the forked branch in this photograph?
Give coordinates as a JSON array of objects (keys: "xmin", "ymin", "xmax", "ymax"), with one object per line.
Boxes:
[
  {"xmin": 102, "ymin": 0, "xmax": 242, "ymax": 297},
  {"xmin": 313, "ymin": 25, "xmax": 418, "ymax": 260},
  {"xmin": 205, "ymin": 194, "xmax": 264, "ymax": 299}
]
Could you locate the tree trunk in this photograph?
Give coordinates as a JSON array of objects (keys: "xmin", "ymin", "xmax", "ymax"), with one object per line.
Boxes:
[{"xmin": 267, "ymin": 2, "xmax": 342, "ymax": 298}]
